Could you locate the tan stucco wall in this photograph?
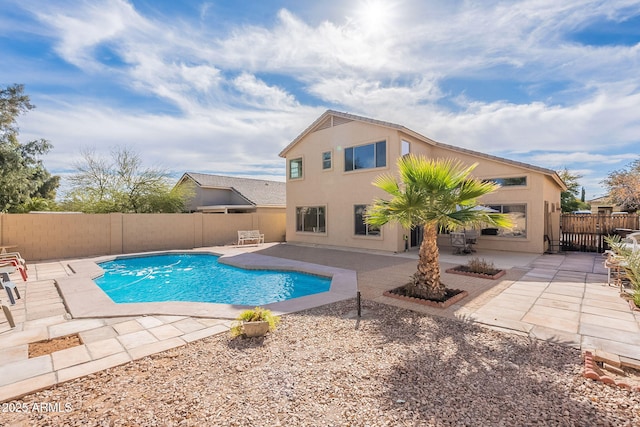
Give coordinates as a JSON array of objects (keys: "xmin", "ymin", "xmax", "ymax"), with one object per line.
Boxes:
[
  {"xmin": 588, "ymin": 199, "xmax": 625, "ymax": 214},
  {"xmin": 284, "ymin": 120, "xmax": 404, "ymax": 252},
  {"xmin": 283, "ymin": 120, "xmax": 562, "ymax": 254},
  {"xmin": 0, "ymin": 213, "xmax": 112, "ymax": 261},
  {"xmin": 0, "ymin": 211, "xmax": 285, "ymax": 261}
]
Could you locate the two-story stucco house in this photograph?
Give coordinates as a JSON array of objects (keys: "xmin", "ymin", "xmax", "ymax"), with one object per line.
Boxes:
[{"xmin": 279, "ymin": 110, "xmax": 567, "ymax": 254}]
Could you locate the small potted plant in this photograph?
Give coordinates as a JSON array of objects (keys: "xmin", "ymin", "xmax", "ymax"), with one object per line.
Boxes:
[{"xmin": 230, "ymin": 307, "xmax": 280, "ymax": 338}]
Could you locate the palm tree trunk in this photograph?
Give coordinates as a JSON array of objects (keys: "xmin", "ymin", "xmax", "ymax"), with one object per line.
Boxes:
[{"xmin": 408, "ymin": 224, "xmax": 447, "ymax": 300}]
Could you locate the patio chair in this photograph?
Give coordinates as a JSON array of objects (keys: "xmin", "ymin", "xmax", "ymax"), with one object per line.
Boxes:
[
  {"xmin": 0, "ymin": 251, "xmax": 27, "ymax": 270},
  {"xmin": 0, "ymin": 259, "xmax": 27, "ymax": 281},
  {"xmin": 602, "ymin": 251, "xmax": 628, "ymax": 291},
  {"xmin": 464, "ymin": 230, "xmax": 478, "ymax": 252},
  {"xmin": 625, "ymin": 232, "xmax": 640, "ymax": 252},
  {"xmin": 0, "ymin": 271, "xmax": 21, "ymax": 305},
  {"xmin": 450, "ymin": 232, "xmax": 471, "ymax": 254}
]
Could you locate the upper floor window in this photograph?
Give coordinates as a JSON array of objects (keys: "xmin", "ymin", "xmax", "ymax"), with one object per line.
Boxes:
[
  {"xmin": 289, "ymin": 158, "xmax": 303, "ymax": 179},
  {"xmin": 354, "ymin": 205, "xmax": 380, "ymax": 236},
  {"xmin": 345, "ymin": 141, "xmax": 386, "ymax": 172},
  {"xmin": 488, "ymin": 176, "xmax": 527, "ymax": 186},
  {"xmin": 322, "ymin": 151, "xmax": 332, "ymax": 170},
  {"xmin": 401, "ymin": 140, "xmax": 410, "ymax": 156}
]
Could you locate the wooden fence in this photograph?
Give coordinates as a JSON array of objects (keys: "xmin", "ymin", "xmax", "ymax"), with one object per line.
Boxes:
[{"xmin": 560, "ymin": 213, "xmax": 639, "ymax": 252}]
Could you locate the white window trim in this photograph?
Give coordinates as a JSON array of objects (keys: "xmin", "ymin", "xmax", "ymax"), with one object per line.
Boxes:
[
  {"xmin": 322, "ymin": 150, "xmax": 333, "ymax": 171},
  {"xmin": 289, "ymin": 157, "xmax": 304, "ymax": 180},
  {"xmin": 485, "ymin": 175, "xmax": 529, "ymax": 189},
  {"xmin": 344, "ymin": 139, "xmax": 387, "ymax": 173},
  {"xmin": 483, "ymin": 203, "xmax": 528, "ymax": 238},
  {"xmin": 354, "ymin": 204, "xmax": 383, "ymax": 238},
  {"xmin": 295, "ymin": 205, "xmax": 327, "ymax": 234},
  {"xmin": 401, "ymin": 140, "xmax": 410, "ymax": 157}
]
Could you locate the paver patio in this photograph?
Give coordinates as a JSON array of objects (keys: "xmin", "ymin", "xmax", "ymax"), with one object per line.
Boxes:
[{"xmin": 0, "ymin": 243, "xmax": 639, "ymax": 403}]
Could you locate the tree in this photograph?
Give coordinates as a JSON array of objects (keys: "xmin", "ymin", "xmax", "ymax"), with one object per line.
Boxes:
[
  {"xmin": 365, "ymin": 155, "xmax": 512, "ymax": 301},
  {"xmin": 603, "ymin": 158, "xmax": 640, "ymax": 213},
  {"xmin": 0, "ymin": 84, "xmax": 59, "ymax": 212},
  {"xmin": 557, "ymin": 168, "xmax": 589, "ymax": 212},
  {"xmin": 62, "ymin": 147, "xmax": 192, "ymax": 213}
]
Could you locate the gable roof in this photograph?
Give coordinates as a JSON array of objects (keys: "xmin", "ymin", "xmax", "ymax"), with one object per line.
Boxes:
[
  {"xmin": 280, "ymin": 110, "xmax": 567, "ymax": 191},
  {"xmin": 178, "ymin": 172, "xmax": 286, "ymax": 207}
]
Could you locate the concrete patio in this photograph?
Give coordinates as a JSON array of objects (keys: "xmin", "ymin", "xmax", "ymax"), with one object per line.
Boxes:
[{"xmin": 1, "ymin": 243, "xmax": 639, "ymax": 403}]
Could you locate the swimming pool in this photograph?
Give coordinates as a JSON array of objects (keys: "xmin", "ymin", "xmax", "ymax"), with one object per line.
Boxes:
[{"xmin": 95, "ymin": 253, "xmax": 332, "ymax": 306}]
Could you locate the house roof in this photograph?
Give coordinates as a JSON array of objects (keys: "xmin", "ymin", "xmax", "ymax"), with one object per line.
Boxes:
[
  {"xmin": 587, "ymin": 195, "xmax": 612, "ymax": 204},
  {"xmin": 178, "ymin": 173, "xmax": 286, "ymax": 207},
  {"xmin": 279, "ymin": 110, "xmax": 567, "ymax": 191}
]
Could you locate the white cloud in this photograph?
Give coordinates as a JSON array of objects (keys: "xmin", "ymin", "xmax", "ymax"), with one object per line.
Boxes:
[
  {"xmin": 416, "ymin": 85, "xmax": 640, "ymax": 156},
  {"xmin": 35, "ymin": 0, "xmax": 150, "ymax": 71},
  {"xmin": 8, "ymin": 0, "xmax": 640, "ymax": 200},
  {"xmin": 528, "ymin": 152, "xmax": 633, "ymax": 167},
  {"xmin": 307, "ymin": 76, "xmax": 442, "ymax": 109},
  {"xmin": 18, "ymin": 102, "xmax": 322, "ymax": 183},
  {"xmin": 231, "ymin": 73, "xmax": 300, "ymax": 110}
]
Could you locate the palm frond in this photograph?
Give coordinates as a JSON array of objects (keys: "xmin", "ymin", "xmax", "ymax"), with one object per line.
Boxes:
[
  {"xmin": 366, "ymin": 154, "xmax": 513, "ymax": 231},
  {"xmin": 371, "ymin": 173, "xmax": 402, "ymax": 197}
]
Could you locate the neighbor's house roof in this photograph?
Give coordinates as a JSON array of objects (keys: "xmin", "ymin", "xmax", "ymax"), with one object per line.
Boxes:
[
  {"xmin": 587, "ymin": 195, "xmax": 612, "ymax": 204},
  {"xmin": 279, "ymin": 110, "xmax": 567, "ymax": 191},
  {"xmin": 177, "ymin": 172, "xmax": 286, "ymax": 208}
]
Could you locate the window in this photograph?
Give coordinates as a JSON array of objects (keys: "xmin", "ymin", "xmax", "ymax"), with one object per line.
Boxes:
[
  {"xmin": 296, "ymin": 206, "xmax": 326, "ymax": 233},
  {"xmin": 322, "ymin": 151, "xmax": 332, "ymax": 170},
  {"xmin": 486, "ymin": 204, "xmax": 527, "ymax": 237},
  {"xmin": 487, "ymin": 176, "xmax": 527, "ymax": 186},
  {"xmin": 344, "ymin": 141, "xmax": 386, "ymax": 171},
  {"xmin": 401, "ymin": 140, "xmax": 410, "ymax": 156},
  {"xmin": 354, "ymin": 205, "xmax": 380, "ymax": 236},
  {"xmin": 289, "ymin": 158, "xmax": 303, "ymax": 179}
]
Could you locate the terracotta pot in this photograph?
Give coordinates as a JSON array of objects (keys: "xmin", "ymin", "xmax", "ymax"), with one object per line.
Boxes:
[{"xmin": 242, "ymin": 320, "xmax": 270, "ymax": 337}]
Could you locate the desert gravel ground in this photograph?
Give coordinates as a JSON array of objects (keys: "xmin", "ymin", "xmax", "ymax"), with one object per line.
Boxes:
[{"xmin": 3, "ymin": 299, "xmax": 640, "ymax": 426}]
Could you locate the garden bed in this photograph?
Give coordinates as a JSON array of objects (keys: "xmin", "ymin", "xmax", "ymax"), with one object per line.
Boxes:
[
  {"xmin": 445, "ymin": 265, "xmax": 506, "ymax": 280},
  {"xmin": 29, "ymin": 334, "xmax": 82, "ymax": 358},
  {"xmin": 383, "ymin": 286, "xmax": 468, "ymax": 308}
]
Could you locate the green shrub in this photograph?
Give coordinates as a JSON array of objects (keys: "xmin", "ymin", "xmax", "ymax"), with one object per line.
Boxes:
[
  {"xmin": 605, "ymin": 235, "xmax": 640, "ymax": 307},
  {"xmin": 623, "ymin": 251, "xmax": 640, "ymax": 307},
  {"xmin": 230, "ymin": 307, "xmax": 280, "ymax": 338},
  {"xmin": 466, "ymin": 258, "xmax": 498, "ymax": 274},
  {"xmin": 604, "ymin": 234, "xmax": 632, "ymax": 257}
]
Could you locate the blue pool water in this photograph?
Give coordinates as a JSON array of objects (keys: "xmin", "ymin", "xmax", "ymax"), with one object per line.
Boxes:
[{"xmin": 95, "ymin": 253, "xmax": 331, "ymax": 305}]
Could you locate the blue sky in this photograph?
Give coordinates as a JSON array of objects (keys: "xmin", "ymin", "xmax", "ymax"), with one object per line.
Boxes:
[{"xmin": 2, "ymin": 0, "xmax": 640, "ymax": 200}]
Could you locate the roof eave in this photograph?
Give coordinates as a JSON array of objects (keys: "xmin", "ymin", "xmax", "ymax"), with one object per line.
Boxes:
[
  {"xmin": 434, "ymin": 141, "xmax": 568, "ymax": 191},
  {"xmin": 196, "ymin": 205, "xmax": 257, "ymax": 211}
]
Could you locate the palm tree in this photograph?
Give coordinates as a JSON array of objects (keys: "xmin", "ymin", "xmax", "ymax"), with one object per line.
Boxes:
[{"xmin": 366, "ymin": 155, "xmax": 513, "ymax": 301}]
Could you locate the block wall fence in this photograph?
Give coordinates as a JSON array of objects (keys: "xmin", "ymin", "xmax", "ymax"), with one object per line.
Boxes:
[{"xmin": 0, "ymin": 212, "xmax": 286, "ymax": 261}]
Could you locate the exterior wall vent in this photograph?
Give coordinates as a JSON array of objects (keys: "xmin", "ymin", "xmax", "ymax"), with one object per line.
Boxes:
[
  {"xmin": 332, "ymin": 116, "xmax": 353, "ymax": 126},
  {"xmin": 312, "ymin": 115, "xmax": 354, "ymax": 133},
  {"xmin": 314, "ymin": 117, "xmax": 332, "ymax": 132}
]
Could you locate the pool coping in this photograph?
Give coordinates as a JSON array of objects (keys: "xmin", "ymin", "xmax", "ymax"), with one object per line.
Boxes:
[{"xmin": 55, "ymin": 249, "xmax": 358, "ymax": 320}]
